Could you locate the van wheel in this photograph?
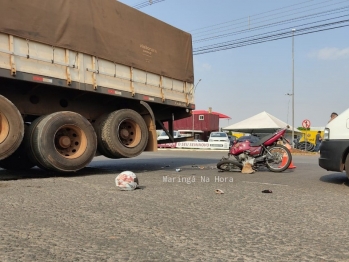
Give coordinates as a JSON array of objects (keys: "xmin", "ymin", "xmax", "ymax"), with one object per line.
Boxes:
[
  {"xmin": 0, "ymin": 95, "xmax": 24, "ymax": 160},
  {"xmin": 0, "ymin": 125, "xmax": 35, "ymax": 170},
  {"xmin": 29, "ymin": 112, "xmax": 97, "ymax": 172},
  {"xmin": 98, "ymin": 109, "xmax": 148, "ymax": 158}
]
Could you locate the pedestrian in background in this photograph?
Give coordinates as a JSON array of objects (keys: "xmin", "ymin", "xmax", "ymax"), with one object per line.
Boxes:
[
  {"xmin": 328, "ymin": 112, "xmax": 338, "ymax": 123},
  {"xmin": 314, "ymin": 131, "xmax": 322, "ymax": 152}
]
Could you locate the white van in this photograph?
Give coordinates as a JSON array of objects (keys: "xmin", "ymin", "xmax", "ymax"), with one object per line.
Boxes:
[{"xmin": 319, "ymin": 109, "xmax": 349, "ymax": 177}]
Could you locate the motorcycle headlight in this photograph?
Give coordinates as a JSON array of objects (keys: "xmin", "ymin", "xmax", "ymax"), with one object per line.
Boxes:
[{"xmin": 324, "ymin": 128, "xmax": 330, "ymax": 140}]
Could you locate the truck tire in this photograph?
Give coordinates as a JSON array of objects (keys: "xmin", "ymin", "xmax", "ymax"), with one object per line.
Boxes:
[
  {"xmin": 98, "ymin": 109, "xmax": 148, "ymax": 158},
  {"xmin": 345, "ymin": 154, "xmax": 349, "ymax": 179},
  {"xmin": 0, "ymin": 95, "xmax": 24, "ymax": 160},
  {"xmin": 0, "ymin": 125, "xmax": 35, "ymax": 170},
  {"xmin": 25, "ymin": 116, "xmax": 49, "ymax": 170},
  {"xmin": 93, "ymin": 114, "xmax": 115, "ymax": 159},
  {"xmin": 29, "ymin": 111, "xmax": 97, "ymax": 172}
]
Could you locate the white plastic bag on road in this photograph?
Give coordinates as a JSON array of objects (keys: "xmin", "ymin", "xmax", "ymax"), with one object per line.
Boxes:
[{"xmin": 115, "ymin": 171, "xmax": 138, "ymax": 191}]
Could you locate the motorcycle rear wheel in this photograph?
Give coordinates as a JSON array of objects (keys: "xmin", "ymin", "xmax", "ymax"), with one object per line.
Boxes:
[
  {"xmin": 265, "ymin": 144, "xmax": 292, "ymax": 172},
  {"xmin": 217, "ymin": 159, "xmax": 242, "ymax": 172}
]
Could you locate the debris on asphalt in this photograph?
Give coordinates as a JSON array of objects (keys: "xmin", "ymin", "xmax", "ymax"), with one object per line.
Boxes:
[
  {"xmin": 262, "ymin": 189, "xmax": 273, "ymax": 193},
  {"xmin": 192, "ymin": 165, "xmax": 198, "ymax": 168},
  {"xmin": 218, "ymin": 170, "xmax": 224, "ymax": 172},
  {"xmin": 241, "ymin": 159, "xmax": 255, "ymax": 174},
  {"xmin": 199, "ymin": 166, "xmax": 205, "ymax": 170},
  {"xmin": 115, "ymin": 171, "xmax": 139, "ymax": 191},
  {"xmin": 175, "ymin": 168, "xmax": 182, "ymax": 172},
  {"xmin": 215, "ymin": 189, "xmax": 224, "ymax": 194}
]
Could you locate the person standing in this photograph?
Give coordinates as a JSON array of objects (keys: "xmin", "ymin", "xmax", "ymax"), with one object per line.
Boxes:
[
  {"xmin": 314, "ymin": 131, "xmax": 322, "ymax": 152},
  {"xmin": 328, "ymin": 112, "xmax": 338, "ymax": 123}
]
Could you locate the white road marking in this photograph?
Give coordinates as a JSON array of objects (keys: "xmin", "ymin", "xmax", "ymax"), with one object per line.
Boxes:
[{"xmin": 242, "ymin": 181, "xmax": 289, "ymax": 187}]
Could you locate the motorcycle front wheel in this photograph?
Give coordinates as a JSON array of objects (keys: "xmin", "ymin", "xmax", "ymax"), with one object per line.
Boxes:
[
  {"xmin": 265, "ymin": 144, "xmax": 292, "ymax": 172},
  {"xmin": 217, "ymin": 159, "xmax": 242, "ymax": 172}
]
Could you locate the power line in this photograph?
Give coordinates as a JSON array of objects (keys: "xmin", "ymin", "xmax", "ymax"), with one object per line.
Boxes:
[
  {"xmin": 194, "ymin": 20, "xmax": 349, "ymax": 54},
  {"xmin": 194, "ymin": 7, "xmax": 349, "ymax": 43},
  {"xmin": 191, "ymin": 0, "xmax": 348, "ymax": 34},
  {"xmin": 132, "ymin": 0, "xmax": 165, "ymax": 9},
  {"xmin": 190, "ymin": 0, "xmax": 334, "ymax": 32},
  {"xmin": 193, "ymin": 4, "xmax": 349, "ymax": 41},
  {"xmin": 194, "ymin": 14, "xmax": 349, "ymax": 50},
  {"xmin": 193, "ymin": 19, "xmax": 349, "ymax": 55}
]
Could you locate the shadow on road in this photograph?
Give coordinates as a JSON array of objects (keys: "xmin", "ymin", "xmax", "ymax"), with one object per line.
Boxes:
[
  {"xmin": 320, "ymin": 173, "xmax": 349, "ymax": 186},
  {"xmin": 0, "ymin": 157, "xmax": 221, "ymax": 181}
]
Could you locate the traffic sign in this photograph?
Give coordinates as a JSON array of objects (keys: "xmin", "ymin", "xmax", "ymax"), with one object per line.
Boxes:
[{"xmin": 302, "ymin": 119, "xmax": 311, "ymax": 128}]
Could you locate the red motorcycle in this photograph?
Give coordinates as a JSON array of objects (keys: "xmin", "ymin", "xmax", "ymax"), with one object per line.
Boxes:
[{"xmin": 217, "ymin": 127, "xmax": 292, "ymax": 172}]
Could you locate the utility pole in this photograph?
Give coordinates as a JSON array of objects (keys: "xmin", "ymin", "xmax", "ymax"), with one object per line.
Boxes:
[
  {"xmin": 191, "ymin": 79, "xmax": 202, "ymax": 137},
  {"xmin": 292, "ymin": 29, "xmax": 296, "ymax": 147}
]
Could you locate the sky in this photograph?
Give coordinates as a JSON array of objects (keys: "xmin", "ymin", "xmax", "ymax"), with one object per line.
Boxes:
[{"xmin": 119, "ymin": 0, "xmax": 349, "ymax": 128}]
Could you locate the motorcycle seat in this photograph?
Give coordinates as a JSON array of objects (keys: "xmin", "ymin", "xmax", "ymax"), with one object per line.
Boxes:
[{"xmin": 250, "ymin": 133, "xmax": 275, "ymax": 146}]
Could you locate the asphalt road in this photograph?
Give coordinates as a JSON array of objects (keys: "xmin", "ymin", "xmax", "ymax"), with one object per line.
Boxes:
[{"xmin": 1, "ymin": 150, "xmax": 349, "ymax": 262}]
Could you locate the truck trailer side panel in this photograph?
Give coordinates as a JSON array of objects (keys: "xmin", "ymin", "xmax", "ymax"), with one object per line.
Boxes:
[
  {"xmin": 0, "ymin": 0, "xmax": 195, "ymax": 172},
  {"xmin": 0, "ymin": 0, "xmax": 194, "ymax": 83},
  {"xmin": 0, "ymin": 33, "xmax": 194, "ymax": 107}
]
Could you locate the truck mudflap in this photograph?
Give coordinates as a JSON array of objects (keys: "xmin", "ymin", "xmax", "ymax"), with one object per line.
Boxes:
[
  {"xmin": 319, "ymin": 140, "xmax": 349, "ymax": 172},
  {"xmin": 140, "ymin": 101, "xmax": 157, "ymax": 152}
]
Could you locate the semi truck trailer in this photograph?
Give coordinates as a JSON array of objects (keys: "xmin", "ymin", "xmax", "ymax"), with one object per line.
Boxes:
[{"xmin": 0, "ymin": 0, "xmax": 195, "ymax": 172}]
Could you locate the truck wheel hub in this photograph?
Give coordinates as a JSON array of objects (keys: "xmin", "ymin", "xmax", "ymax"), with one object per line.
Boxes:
[
  {"xmin": 117, "ymin": 119, "xmax": 141, "ymax": 148},
  {"xmin": 54, "ymin": 125, "xmax": 87, "ymax": 159},
  {"xmin": 120, "ymin": 128, "xmax": 129, "ymax": 139},
  {"xmin": 59, "ymin": 136, "xmax": 71, "ymax": 148}
]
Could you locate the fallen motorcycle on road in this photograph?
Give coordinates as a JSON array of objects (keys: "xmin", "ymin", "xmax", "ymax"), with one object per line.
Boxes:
[{"xmin": 217, "ymin": 127, "xmax": 292, "ymax": 173}]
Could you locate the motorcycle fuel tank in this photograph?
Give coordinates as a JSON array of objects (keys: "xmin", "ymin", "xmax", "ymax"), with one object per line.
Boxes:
[{"xmin": 230, "ymin": 141, "xmax": 261, "ymax": 155}]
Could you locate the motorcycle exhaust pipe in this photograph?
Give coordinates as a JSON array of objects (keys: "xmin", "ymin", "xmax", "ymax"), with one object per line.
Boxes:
[{"xmin": 254, "ymin": 155, "xmax": 266, "ymax": 163}]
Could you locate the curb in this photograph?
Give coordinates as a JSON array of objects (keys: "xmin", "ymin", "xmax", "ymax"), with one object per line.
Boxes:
[
  {"xmin": 157, "ymin": 148, "xmax": 319, "ymax": 155},
  {"xmin": 157, "ymin": 148, "xmax": 227, "ymax": 152}
]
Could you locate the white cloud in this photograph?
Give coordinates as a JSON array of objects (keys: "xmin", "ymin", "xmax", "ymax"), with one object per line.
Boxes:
[
  {"xmin": 202, "ymin": 63, "xmax": 212, "ymax": 70},
  {"xmin": 309, "ymin": 47, "xmax": 349, "ymax": 60}
]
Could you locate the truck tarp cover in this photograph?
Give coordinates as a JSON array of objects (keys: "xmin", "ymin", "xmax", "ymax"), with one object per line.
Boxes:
[{"xmin": 0, "ymin": 0, "xmax": 194, "ymax": 83}]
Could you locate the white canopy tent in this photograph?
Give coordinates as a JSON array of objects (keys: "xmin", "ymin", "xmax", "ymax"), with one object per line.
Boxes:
[{"xmin": 222, "ymin": 111, "xmax": 302, "ymax": 135}]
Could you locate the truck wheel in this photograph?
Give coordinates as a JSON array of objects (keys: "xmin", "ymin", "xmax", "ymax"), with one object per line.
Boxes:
[
  {"xmin": 0, "ymin": 95, "xmax": 24, "ymax": 160},
  {"xmin": 98, "ymin": 109, "xmax": 148, "ymax": 158},
  {"xmin": 345, "ymin": 154, "xmax": 349, "ymax": 179},
  {"xmin": 0, "ymin": 125, "xmax": 35, "ymax": 170},
  {"xmin": 29, "ymin": 112, "xmax": 97, "ymax": 172},
  {"xmin": 93, "ymin": 114, "xmax": 116, "ymax": 159}
]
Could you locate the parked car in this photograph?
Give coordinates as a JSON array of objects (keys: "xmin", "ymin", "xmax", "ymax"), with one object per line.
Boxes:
[
  {"xmin": 157, "ymin": 130, "xmax": 181, "ymax": 141},
  {"xmin": 208, "ymin": 132, "xmax": 230, "ymax": 143}
]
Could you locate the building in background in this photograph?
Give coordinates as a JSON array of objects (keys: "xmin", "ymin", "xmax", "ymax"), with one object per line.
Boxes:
[{"xmin": 162, "ymin": 110, "xmax": 231, "ymax": 141}]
